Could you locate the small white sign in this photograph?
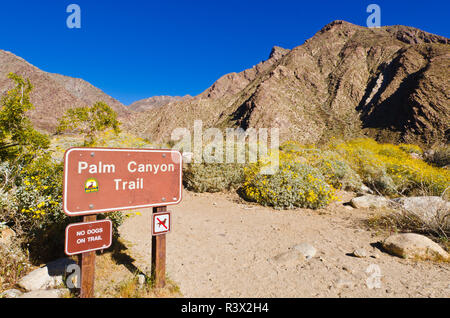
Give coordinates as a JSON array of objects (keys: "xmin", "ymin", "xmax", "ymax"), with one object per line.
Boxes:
[{"xmin": 152, "ymin": 212, "xmax": 171, "ymax": 236}]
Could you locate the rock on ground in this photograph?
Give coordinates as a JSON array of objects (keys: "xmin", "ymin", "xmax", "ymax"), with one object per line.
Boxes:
[
  {"xmin": 352, "ymin": 248, "xmax": 368, "ymax": 258},
  {"xmin": 382, "ymin": 233, "xmax": 449, "ymax": 261},
  {"xmin": 0, "ymin": 226, "xmax": 15, "ymax": 245},
  {"xmin": 18, "ymin": 289, "xmax": 69, "ymax": 298},
  {"xmin": 0, "ymin": 289, "xmax": 23, "ymax": 298},
  {"xmin": 350, "ymin": 195, "xmax": 389, "ymax": 209},
  {"xmin": 271, "ymin": 243, "xmax": 317, "ymax": 265},
  {"xmin": 358, "ymin": 184, "xmax": 374, "ymax": 195},
  {"xmin": 18, "ymin": 258, "xmax": 76, "ymax": 291},
  {"xmin": 292, "ymin": 243, "xmax": 317, "ymax": 259}
]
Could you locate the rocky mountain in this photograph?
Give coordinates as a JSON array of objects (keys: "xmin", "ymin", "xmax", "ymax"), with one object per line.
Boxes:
[
  {"xmin": 126, "ymin": 21, "xmax": 449, "ymax": 146},
  {"xmin": 129, "ymin": 95, "xmax": 192, "ymax": 112},
  {"xmin": 0, "ymin": 50, "xmax": 130, "ymax": 132}
]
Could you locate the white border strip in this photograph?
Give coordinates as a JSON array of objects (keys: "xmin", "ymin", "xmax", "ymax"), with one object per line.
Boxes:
[
  {"xmin": 65, "ymin": 219, "xmax": 113, "ymax": 256},
  {"xmin": 63, "ymin": 148, "xmax": 183, "ymax": 216}
]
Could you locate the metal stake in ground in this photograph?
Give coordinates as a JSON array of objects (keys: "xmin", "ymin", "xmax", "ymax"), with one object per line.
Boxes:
[
  {"xmin": 80, "ymin": 215, "xmax": 97, "ymax": 298},
  {"xmin": 152, "ymin": 206, "xmax": 167, "ymax": 288}
]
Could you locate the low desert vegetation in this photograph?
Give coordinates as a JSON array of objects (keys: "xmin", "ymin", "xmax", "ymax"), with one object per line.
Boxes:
[
  {"xmin": 0, "ymin": 229, "xmax": 31, "ymax": 291},
  {"xmin": 184, "ymin": 138, "xmax": 449, "ymax": 210},
  {"xmin": 424, "ymin": 144, "xmax": 450, "ymax": 168},
  {"xmin": 331, "ymin": 138, "xmax": 449, "ymax": 197},
  {"xmin": 56, "ymin": 101, "xmax": 121, "ymax": 146},
  {"xmin": 241, "ymin": 150, "xmax": 338, "ymax": 209},
  {"xmin": 0, "ymin": 74, "xmax": 125, "ymax": 267},
  {"xmin": 183, "ymin": 162, "xmax": 246, "ymax": 193},
  {"xmin": 62, "ymin": 240, "xmax": 181, "ymax": 298}
]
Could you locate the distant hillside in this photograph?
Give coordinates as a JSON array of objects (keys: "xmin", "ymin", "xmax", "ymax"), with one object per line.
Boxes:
[
  {"xmin": 129, "ymin": 95, "xmax": 192, "ymax": 112},
  {"xmin": 126, "ymin": 21, "xmax": 449, "ymax": 146},
  {"xmin": 0, "ymin": 50, "xmax": 130, "ymax": 132}
]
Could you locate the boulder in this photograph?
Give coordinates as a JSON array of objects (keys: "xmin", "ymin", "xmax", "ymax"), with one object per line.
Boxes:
[
  {"xmin": 18, "ymin": 258, "xmax": 76, "ymax": 291},
  {"xmin": 0, "ymin": 289, "xmax": 23, "ymax": 298},
  {"xmin": 391, "ymin": 196, "xmax": 450, "ymax": 228},
  {"xmin": 0, "ymin": 226, "xmax": 15, "ymax": 245},
  {"xmin": 350, "ymin": 195, "xmax": 389, "ymax": 209},
  {"xmin": 382, "ymin": 233, "xmax": 449, "ymax": 261}
]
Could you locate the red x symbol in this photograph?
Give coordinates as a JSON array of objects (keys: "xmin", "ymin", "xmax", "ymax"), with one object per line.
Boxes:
[{"xmin": 156, "ymin": 217, "xmax": 168, "ymax": 230}]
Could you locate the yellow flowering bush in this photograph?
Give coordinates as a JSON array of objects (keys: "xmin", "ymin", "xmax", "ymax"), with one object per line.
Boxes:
[
  {"xmin": 331, "ymin": 138, "xmax": 449, "ymax": 196},
  {"xmin": 398, "ymin": 143, "xmax": 423, "ymax": 154},
  {"xmin": 280, "ymin": 141, "xmax": 363, "ymax": 191},
  {"xmin": 241, "ymin": 151, "xmax": 337, "ymax": 209}
]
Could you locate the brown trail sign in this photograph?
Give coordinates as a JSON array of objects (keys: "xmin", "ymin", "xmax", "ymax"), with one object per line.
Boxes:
[
  {"xmin": 63, "ymin": 147, "xmax": 183, "ymax": 298},
  {"xmin": 63, "ymin": 148, "xmax": 182, "ymax": 216}
]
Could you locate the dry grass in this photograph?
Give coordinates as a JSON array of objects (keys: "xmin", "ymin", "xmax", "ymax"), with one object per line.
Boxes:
[
  {"xmin": 367, "ymin": 211, "xmax": 450, "ymax": 257},
  {"xmin": 0, "ymin": 241, "xmax": 33, "ymax": 293},
  {"xmin": 114, "ymin": 276, "xmax": 181, "ymax": 298},
  {"xmin": 64, "ymin": 240, "xmax": 181, "ymax": 298}
]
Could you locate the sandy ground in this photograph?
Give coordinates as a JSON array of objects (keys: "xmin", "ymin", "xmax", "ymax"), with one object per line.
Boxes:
[{"xmin": 119, "ymin": 190, "xmax": 450, "ymax": 298}]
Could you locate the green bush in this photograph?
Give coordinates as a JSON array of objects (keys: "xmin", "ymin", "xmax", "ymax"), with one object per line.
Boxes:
[{"xmin": 183, "ymin": 163, "xmax": 245, "ymax": 193}]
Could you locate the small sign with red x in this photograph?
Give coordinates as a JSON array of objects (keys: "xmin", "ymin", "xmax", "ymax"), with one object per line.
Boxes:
[{"xmin": 152, "ymin": 212, "xmax": 171, "ymax": 236}]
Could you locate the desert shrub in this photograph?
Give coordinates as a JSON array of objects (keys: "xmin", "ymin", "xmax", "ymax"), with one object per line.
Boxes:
[
  {"xmin": 241, "ymin": 151, "xmax": 337, "ymax": 209},
  {"xmin": 280, "ymin": 141, "xmax": 362, "ymax": 191},
  {"xmin": 0, "ymin": 73, "xmax": 50, "ymax": 161},
  {"xmin": 332, "ymin": 138, "xmax": 449, "ymax": 196},
  {"xmin": 51, "ymin": 130, "xmax": 154, "ymax": 161},
  {"xmin": 425, "ymin": 145, "xmax": 450, "ymax": 168},
  {"xmin": 398, "ymin": 143, "xmax": 423, "ymax": 155},
  {"xmin": 181, "ymin": 139, "xmax": 259, "ymax": 193},
  {"xmin": 94, "ymin": 130, "xmax": 153, "ymax": 148},
  {"xmin": 368, "ymin": 207, "xmax": 449, "ymax": 244},
  {"xmin": 0, "ymin": 238, "xmax": 31, "ymax": 292},
  {"xmin": 183, "ymin": 163, "xmax": 245, "ymax": 193},
  {"xmin": 56, "ymin": 102, "xmax": 121, "ymax": 146}
]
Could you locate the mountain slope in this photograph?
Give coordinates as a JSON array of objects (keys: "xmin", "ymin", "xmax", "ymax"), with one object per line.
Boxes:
[
  {"xmin": 126, "ymin": 21, "xmax": 449, "ymax": 146},
  {"xmin": 0, "ymin": 50, "xmax": 130, "ymax": 132},
  {"xmin": 129, "ymin": 95, "xmax": 192, "ymax": 112}
]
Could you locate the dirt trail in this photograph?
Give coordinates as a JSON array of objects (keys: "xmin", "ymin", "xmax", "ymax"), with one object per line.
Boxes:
[{"xmin": 119, "ymin": 191, "xmax": 450, "ymax": 298}]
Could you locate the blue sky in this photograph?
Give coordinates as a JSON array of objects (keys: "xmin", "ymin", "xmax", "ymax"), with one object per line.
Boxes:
[{"xmin": 0, "ymin": 0, "xmax": 448, "ymax": 105}]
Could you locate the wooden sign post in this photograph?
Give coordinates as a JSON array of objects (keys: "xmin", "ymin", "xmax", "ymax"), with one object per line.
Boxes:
[
  {"xmin": 63, "ymin": 148, "xmax": 182, "ymax": 298},
  {"xmin": 152, "ymin": 206, "xmax": 167, "ymax": 288},
  {"xmin": 80, "ymin": 215, "xmax": 97, "ymax": 298}
]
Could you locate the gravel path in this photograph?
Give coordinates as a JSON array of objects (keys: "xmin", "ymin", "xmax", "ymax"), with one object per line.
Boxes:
[{"xmin": 119, "ymin": 191, "xmax": 450, "ymax": 298}]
